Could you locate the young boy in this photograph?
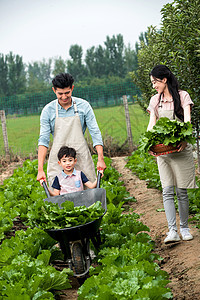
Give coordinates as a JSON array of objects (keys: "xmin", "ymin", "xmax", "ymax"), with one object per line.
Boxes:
[{"xmin": 49, "ymin": 146, "xmax": 100, "ymax": 196}]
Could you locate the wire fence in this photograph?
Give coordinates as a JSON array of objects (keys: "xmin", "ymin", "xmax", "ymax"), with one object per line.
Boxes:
[
  {"xmin": 0, "ymin": 82, "xmax": 140, "ymax": 116},
  {"xmin": 0, "ymin": 82, "xmax": 146, "ymax": 158}
]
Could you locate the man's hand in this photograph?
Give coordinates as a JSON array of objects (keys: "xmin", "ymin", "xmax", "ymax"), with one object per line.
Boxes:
[
  {"xmin": 37, "ymin": 170, "xmax": 47, "ymax": 185},
  {"xmin": 97, "ymin": 158, "xmax": 106, "ymax": 172},
  {"xmin": 37, "ymin": 145, "xmax": 48, "ymax": 185},
  {"xmin": 95, "ymin": 145, "xmax": 107, "ymax": 172}
]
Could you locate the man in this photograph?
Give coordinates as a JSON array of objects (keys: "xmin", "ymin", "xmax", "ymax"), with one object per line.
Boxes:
[{"xmin": 37, "ymin": 73, "xmax": 106, "ymax": 187}]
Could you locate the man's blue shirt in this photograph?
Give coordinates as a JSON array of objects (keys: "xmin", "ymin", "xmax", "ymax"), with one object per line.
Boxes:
[{"xmin": 38, "ymin": 96, "xmax": 103, "ymax": 148}]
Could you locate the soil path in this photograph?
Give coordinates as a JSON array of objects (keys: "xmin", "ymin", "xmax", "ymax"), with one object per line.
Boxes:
[
  {"xmin": 112, "ymin": 156, "xmax": 200, "ymax": 300},
  {"xmin": 1, "ymin": 157, "xmax": 199, "ymax": 299},
  {"xmin": 0, "ymin": 161, "xmax": 23, "ymax": 185}
]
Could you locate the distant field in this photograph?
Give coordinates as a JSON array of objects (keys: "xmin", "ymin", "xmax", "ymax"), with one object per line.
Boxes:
[
  {"xmin": 0, "ymin": 104, "xmax": 149, "ymax": 157},
  {"xmin": 93, "ymin": 104, "xmax": 149, "ymax": 144}
]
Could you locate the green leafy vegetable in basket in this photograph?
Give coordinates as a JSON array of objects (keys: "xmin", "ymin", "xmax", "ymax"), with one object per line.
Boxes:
[{"xmin": 139, "ymin": 117, "xmax": 195, "ymax": 152}]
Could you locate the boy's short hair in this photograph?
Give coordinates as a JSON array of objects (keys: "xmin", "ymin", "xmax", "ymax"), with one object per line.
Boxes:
[
  {"xmin": 52, "ymin": 73, "xmax": 74, "ymax": 89},
  {"xmin": 57, "ymin": 146, "xmax": 76, "ymax": 160}
]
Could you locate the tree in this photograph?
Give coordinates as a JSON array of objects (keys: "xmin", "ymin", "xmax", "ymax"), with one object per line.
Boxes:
[
  {"xmin": 85, "ymin": 46, "xmax": 96, "ymax": 77},
  {"xmin": 67, "ymin": 45, "xmax": 88, "ymax": 81},
  {"xmin": 94, "ymin": 45, "xmax": 107, "ymax": 77},
  {"xmin": 138, "ymin": 32, "xmax": 148, "ymax": 46},
  {"xmin": 52, "ymin": 56, "xmax": 66, "ymax": 77},
  {"xmin": 104, "ymin": 34, "xmax": 125, "ymax": 77},
  {"xmin": 85, "ymin": 45, "xmax": 106, "ymax": 78},
  {"xmin": 39, "ymin": 58, "xmax": 52, "ymax": 85},
  {"xmin": 124, "ymin": 43, "xmax": 138, "ymax": 73},
  {"xmin": 130, "ymin": 0, "xmax": 200, "ymax": 168},
  {"xmin": 0, "ymin": 54, "xmax": 9, "ymax": 96},
  {"xmin": 27, "ymin": 59, "xmax": 52, "ymax": 92},
  {"xmin": 131, "ymin": 0, "xmax": 200, "ymax": 109},
  {"xmin": 123, "ymin": 32, "xmax": 149, "ymax": 76},
  {"xmin": 6, "ymin": 52, "xmax": 26, "ymax": 95}
]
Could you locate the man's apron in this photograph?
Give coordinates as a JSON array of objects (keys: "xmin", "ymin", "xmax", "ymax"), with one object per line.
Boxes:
[
  {"xmin": 47, "ymin": 99, "xmax": 96, "ymax": 187},
  {"xmin": 157, "ymin": 108, "xmax": 197, "ymax": 189}
]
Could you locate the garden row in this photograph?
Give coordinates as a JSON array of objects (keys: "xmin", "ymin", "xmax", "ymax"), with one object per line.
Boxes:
[{"xmin": 0, "ymin": 156, "xmax": 172, "ymax": 299}]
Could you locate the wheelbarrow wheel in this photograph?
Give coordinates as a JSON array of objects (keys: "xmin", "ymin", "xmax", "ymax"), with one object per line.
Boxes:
[{"xmin": 72, "ymin": 242, "xmax": 86, "ymax": 274}]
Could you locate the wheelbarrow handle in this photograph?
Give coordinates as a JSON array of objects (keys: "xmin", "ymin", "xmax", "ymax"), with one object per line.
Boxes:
[
  {"xmin": 42, "ymin": 181, "xmax": 51, "ymax": 198},
  {"xmin": 97, "ymin": 170, "xmax": 102, "ymax": 188}
]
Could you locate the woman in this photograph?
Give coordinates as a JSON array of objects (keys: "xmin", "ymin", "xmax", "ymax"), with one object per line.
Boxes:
[{"xmin": 147, "ymin": 64, "xmax": 197, "ymax": 244}]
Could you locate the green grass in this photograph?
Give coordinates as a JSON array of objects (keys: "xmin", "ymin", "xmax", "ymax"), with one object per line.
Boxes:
[
  {"xmin": 0, "ymin": 103, "xmax": 149, "ymax": 157},
  {"xmin": 94, "ymin": 104, "xmax": 149, "ymax": 144},
  {"xmin": 0, "ymin": 115, "xmax": 40, "ymax": 157}
]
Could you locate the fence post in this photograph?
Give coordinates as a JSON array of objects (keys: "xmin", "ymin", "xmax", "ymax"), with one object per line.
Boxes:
[
  {"xmin": 0, "ymin": 110, "xmax": 10, "ymax": 157},
  {"xmin": 196, "ymin": 126, "xmax": 200, "ymax": 174},
  {"xmin": 123, "ymin": 95, "xmax": 133, "ymax": 152}
]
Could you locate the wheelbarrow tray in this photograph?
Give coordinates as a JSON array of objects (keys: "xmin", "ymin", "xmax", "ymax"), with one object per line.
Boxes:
[{"xmin": 43, "ymin": 187, "xmax": 107, "ymax": 243}]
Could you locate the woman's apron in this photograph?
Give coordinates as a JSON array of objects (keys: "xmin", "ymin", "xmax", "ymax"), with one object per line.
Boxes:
[
  {"xmin": 157, "ymin": 107, "xmax": 197, "ymax": 189},
  {"xmin": 47, "ymin": 99, "xmax": 96, "ymax": 188}
]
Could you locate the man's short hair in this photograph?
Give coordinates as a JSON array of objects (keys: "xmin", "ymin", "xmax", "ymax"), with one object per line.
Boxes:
[
  {"xmin": 52, "ymin": 73, "xmax": 74, "ymax": 89},
  {"xmin": 57, "ymin": 146, "xmax": 76, "ymax": 160}
]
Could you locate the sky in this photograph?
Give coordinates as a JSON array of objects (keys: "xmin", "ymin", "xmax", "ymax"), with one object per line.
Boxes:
[{"xmin": 0, "ymin": 0, "xmax": 173, "ymax": 64}]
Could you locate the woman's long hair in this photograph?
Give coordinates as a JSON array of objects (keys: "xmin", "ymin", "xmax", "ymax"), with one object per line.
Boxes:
[{"xmin": 150, "ymin": 65, "xmax": 184, "ymax": 121}]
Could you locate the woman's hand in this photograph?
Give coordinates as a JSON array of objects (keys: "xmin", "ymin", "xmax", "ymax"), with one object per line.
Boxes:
[
  {"xmin": 148, "ymin": 150, "xmax": 159, "ymax": 157},
  {"xmin": 177, "ymin": 141, "xmax": 187, "ymax": 152}
]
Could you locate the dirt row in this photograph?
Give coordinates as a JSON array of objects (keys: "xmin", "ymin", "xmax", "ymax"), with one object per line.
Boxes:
[{"xmin": 112, "ymin": 156, "xmax": 200, "ymax": 300}]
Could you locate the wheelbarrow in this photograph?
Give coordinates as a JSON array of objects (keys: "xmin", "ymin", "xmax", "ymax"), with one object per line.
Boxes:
[{"xmin": 42, "ymin": 172, "xmax": 107, "ymax": 279}]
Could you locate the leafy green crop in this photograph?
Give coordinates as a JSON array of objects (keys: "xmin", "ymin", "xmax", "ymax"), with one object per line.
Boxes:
[
  {"xmin": 93, "ymin": 155, "xmax": 134, "ymax": 205},
  {"xmin": 0, "ymin": 157, "xmax": 174, "ymax": 299},
  {"xmin": 78, "ymin": 263, "xmax": 172, "ymax": 300},
  {"xmin": 0, "ymin": 227, "xmax": 72, "ymax": 299},
  {"xmin": 139, "ymin": 117, "xmax": 195, "ymax": 152},
  {"xmin": 0, "ymin": 252, "xmax": 72, "ymax": 299},
  {"xmin": 27, "ymin": 200, "xmax": 104, "ymax": 230},
  {"xmin": 126, "ymin": 150, "xmax": 162, "ymax": 190},
  {"xmin": 78, "ymin": 204, "xmax": 173, "ymax": 300}
]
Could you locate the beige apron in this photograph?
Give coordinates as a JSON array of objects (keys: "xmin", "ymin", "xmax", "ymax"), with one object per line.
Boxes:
[
  {"xmin": 157, "ymin": 108, "xmax": 197, "ymax": 189},
  {"xmin": 47, "ymin": 99, "xmax": 96, "ymax": 187}
]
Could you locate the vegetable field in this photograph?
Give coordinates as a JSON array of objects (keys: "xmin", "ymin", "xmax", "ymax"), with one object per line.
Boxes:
[
  {"xmin": 0, "ymin": 105, "xmax": 199, "ymax": 299},
  {"xmin": 0, "ymin": 156, "xmax": 174, "ymax": 299}
]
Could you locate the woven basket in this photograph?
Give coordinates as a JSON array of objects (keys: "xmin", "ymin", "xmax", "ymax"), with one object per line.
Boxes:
[{"xmin": 150, "ymin": 143, "xmax": 178, "ymax": 154}]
